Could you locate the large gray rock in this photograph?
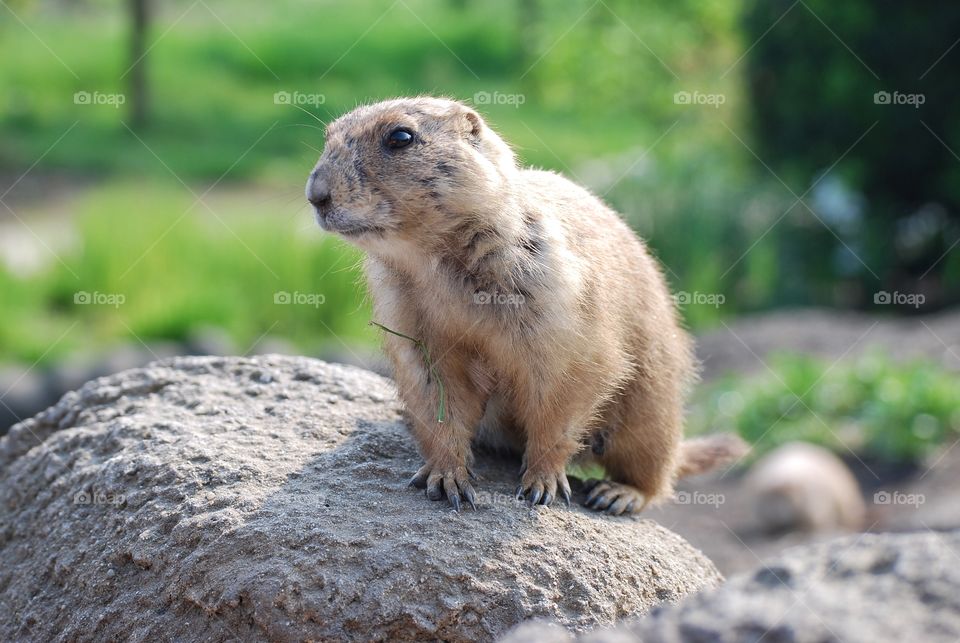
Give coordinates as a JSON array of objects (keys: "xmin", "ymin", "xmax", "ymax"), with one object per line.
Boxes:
[
  {"xmin": 502, "ymin": 530, "xmax": 960, "ymax": 642},
  {"xmin": 0, "ymin": 355, "xmax": 722, "ymax": 642}
]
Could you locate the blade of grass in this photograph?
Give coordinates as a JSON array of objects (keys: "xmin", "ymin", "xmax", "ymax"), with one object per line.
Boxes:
[{"xmin": 369, "ymin": 321, "xmax": 446, "ymax": 423}]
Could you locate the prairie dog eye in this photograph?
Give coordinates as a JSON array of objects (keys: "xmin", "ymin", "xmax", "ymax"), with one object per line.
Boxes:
[{"xmin": 385, "ymin": 128, "xmax": 414, "ymax": 149}]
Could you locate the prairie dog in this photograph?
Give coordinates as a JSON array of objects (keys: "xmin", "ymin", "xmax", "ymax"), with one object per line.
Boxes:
[{"xmin": 305, "ymin": 96, "xmax": 745, "ymax": 514}]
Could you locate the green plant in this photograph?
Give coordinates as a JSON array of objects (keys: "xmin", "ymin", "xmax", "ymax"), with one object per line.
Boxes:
[{"xmin": 689, "ymin": 352, "xmax": 960, "ymax": 463}]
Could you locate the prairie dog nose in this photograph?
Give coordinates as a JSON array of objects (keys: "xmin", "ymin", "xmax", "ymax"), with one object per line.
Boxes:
[{"xmin": 306, "ymin": 170, "xmax": 332, "ymax": 209}]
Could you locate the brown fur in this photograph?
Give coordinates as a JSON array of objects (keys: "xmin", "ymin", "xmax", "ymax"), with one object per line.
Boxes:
[{"xmin": 306, "ymin": 97, "xmax": 746, "ymax": 514}]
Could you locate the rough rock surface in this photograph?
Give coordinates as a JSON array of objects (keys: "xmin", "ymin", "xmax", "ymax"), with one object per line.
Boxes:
[
  {"xmin": 500, "ymin": 530, "xmax": 960, "ymax": 642},
  {"xmin": 0, "ymin": 356, "xmax": 722, "ymax": 642}
]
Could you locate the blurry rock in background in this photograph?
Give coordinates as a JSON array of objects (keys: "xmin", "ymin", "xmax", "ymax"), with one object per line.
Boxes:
[
  {"xmin": 745, "ymin": 441, "xmax": 866, "ymax": 534},
  {"xmin": 0, "ymin": 365, "xmax": 57, "ymax": 436},
  {"xmin": 184, "ymin": 325, "xmax": 237, "ymax": 358},
  {"xmin": 0, "ymin": 326, "xmax": 389, "ymax": 436},
  {"xmin": 696, "ymin": 308, "xmax": 960, "ymax": 382},
  {"xmin": 315, "ymin": 344, "xmax": 390, "ymax": 379}
]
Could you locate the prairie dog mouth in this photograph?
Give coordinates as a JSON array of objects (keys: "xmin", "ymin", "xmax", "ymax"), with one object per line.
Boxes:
[
  {"xmin": 314, "ymin": 208, "xmax": 384, "ymax": 237},
  {"xmin": 328, "ymin": 223, "xmax": 385, "ymax": 237}
]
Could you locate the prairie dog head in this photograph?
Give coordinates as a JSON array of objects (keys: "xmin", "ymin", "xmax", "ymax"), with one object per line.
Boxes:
[{"xmin": 305, "ymin": 97, "xmax": 517, "ymax": 253}]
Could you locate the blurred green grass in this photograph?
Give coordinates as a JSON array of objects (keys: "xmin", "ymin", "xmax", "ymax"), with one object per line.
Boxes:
[
  {"xmin": 689, "ymin": 353, "xmax": 960, "ymax": 464},
  {"xmin": 1, "ymin": 0, "xmax": 697, "ymax": 178},
  {"xmin": 0, "ymin": 181, "xmax": 372, "ymax": 363}
]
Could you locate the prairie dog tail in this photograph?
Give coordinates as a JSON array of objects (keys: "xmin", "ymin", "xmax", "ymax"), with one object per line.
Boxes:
[{"xmin": 676, "ymin": 433, "xmax": 749, "ymax": 478}]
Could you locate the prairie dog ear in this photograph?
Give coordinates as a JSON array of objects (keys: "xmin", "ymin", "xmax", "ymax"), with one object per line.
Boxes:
[
  {"xmin": 447, "ymin": 104, "xmax": 484, "ymax": 138},
  {"xmin": 446, "ymin": 101, "xmax": 516, "ymax": 171},
  {"xmin": 463, "ymin": 109, "xmax": 484, "ymax": 137}
]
